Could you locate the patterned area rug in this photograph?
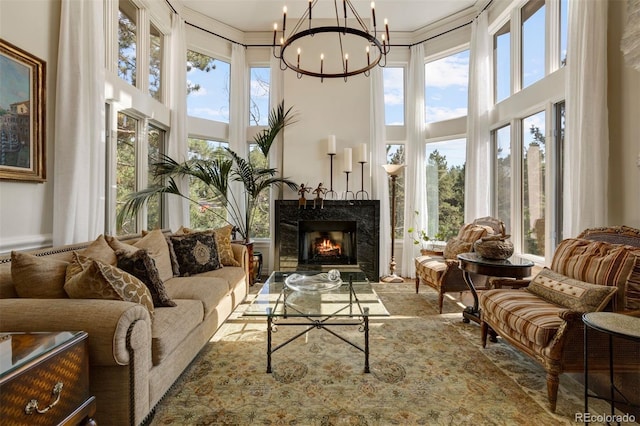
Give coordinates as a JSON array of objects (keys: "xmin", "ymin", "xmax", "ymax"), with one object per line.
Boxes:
[{"xmin": 148, "ymin": 282, "xmax": 608, "ymax": 425}]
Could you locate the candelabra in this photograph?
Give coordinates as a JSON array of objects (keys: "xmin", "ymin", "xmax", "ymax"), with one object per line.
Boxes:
[
  {"xmin": 381, "ymin": 164, "xmax": 406, "ymax": 283},
  {"xmin": 356, "ymin": 161, "xmax": 369, "ymax": 199},
  {"xmin": 343, "ymin": 171, "xmax": 355, "ymax": 200},
  {"xmin": 325, "ymin": 153, "xmax": 337, "ymax": 199}
]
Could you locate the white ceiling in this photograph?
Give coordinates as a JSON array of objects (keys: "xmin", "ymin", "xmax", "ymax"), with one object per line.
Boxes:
[{"xmin": 182, "ymin": 0, "xmax": 479, "ymax": 33}]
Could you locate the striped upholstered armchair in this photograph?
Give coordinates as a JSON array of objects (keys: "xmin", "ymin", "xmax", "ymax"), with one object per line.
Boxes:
[{"xmin": 479, "ymin": 225, "xmax": 640, "ymax": 412}]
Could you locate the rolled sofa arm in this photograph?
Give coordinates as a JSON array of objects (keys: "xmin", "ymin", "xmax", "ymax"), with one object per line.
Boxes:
[
  {"xmin": 231, "ymin": 243, "xmax": 250, "ymax": 277},
  {"xmin": 0, "ymin": 298, "xmax": 151, "ymax": 367}
]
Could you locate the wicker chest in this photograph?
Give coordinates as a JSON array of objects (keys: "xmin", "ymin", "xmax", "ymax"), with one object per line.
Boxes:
[{"xmin": 0, "ymin": 331, "xmax": 96, "ymax": 425}]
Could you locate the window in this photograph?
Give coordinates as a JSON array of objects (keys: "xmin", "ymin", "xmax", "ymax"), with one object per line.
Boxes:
[
  {"xmin": 118, "ymin": 0, "xmax": 137, "ymax": 87},
  {"xmin": 494, "ymin": 125, "xmax": 511, "ymax": 233},
  {"xmin": 560, "ymin": 0, "xmax": 568, "ymax": 66},
  {"xmin": 522, "ymin": 111, "xmax": 545, "ymax": 257},
  {"xmin": 116, "ymin": 112, "xmax": 139, "ymax": 235},
  {"xmin": 425, "ymin": 50, "xmax": 469, "ymax": 123},
  {"xmin": 249, "ymin": 67, "xmax": 270, "ymax": 126},
  {"xmin": 147, "ymin": 125, "xmax": 165, "ymax": 229},
  {"xmin": 383, "ymin": 67, "xmax": 404, "ymax": 125},
  {"xmin": 494, "ymin": 21, "xmax": 511, "ymax": 103},
  {"xmin": 386, "ymin": 144, "xmax": 405, "ymax": 238},
  {"xmin": 187, "ymin": 138, "xmax": 229, "ymax": 230},
  {"xmin": 187, "ymin": 50, "xmax": 230, "ymax": 123},
  {"xmin": 521, "ymin": 0, "xmax": 545, "ymax": 88},
  {"xmin": 248, "ymin": 144, "xmax": 270, "ymax": 238},
  {"xmin": 554, "ymin": 101, "xmax": 565, "ymax": 244},
  {"xmin": 425, "ymin": 138, "xmax": 466, "ymax": 240},
  {"xmin": 149, "ymin": 23, "xmax": 163, "ymax": 100}
]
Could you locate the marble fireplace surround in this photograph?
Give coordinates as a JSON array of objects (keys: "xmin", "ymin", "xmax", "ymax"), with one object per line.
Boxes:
[{"xmin": 274, "ymin": 200, "xmax": 380, "ymax": 281}]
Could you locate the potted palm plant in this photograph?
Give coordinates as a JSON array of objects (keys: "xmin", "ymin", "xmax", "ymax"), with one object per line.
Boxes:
[{"xmin": 117, "ymin": 101, "xmax": 298, "ymax": 243}]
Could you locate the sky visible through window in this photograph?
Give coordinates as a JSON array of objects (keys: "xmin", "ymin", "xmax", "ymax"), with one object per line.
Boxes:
[{"xmin": 187, "ymin": 57, "xmax": 230, "ymax": 123}]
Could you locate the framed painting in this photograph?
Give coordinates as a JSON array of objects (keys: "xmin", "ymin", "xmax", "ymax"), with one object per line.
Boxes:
[{"xmin": 0, "ymin": 39, "xmax": 46, "ymax": 182}]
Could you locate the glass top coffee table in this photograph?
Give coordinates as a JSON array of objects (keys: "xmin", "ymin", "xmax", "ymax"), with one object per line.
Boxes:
[{"xmin": 243, "ymin": 270, "xmax": 389, "ymax": 373}]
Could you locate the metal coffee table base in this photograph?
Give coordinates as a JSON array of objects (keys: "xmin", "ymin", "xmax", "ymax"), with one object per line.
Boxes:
[{"xmin": 266, "ymin": 306, "xmax": 371, "ymax": 373}]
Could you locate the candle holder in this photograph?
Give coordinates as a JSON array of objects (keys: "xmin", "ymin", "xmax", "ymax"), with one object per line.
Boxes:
[
  {"xmin": 356, "ymin": 161, "xmax": 369, "ymax": 199},
  {"xmin": 325, "ymin": 153, "xmax": 338, "ymax": 199},
  {"xmin": 343, "ymin": 171, "xmax": 355, "ymax": 200}
]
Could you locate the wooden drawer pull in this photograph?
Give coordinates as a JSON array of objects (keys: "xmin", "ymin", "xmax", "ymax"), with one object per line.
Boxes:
[{"xmin": 24, "ymin": 382, "xmax": 64, "ymax": 415}]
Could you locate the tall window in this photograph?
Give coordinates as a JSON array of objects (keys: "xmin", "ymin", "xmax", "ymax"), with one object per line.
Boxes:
[
  {"xmin": 118, "ymin": 0, "xmax": 137, "ymax": 87},
  {"xmin": 383, "ymin": 67, "xmax": 405, "ymax": 125},
  {"xmin": 425, "ymin": 139, "xmax": 466, "ymax": 240},
  {"xmin": 522, "ymin": 111, "xmax": 546, "ymax": 257},
  {"xmin": 521, "ymin": 0, "xmax": 545, "ymax": 88},
  {"xmin": 495, "ymin": 125, "xmax": 512, "ymax": 233},
  {"xmin": 116, "ymin": 112, "xmax": 139, "ymax": 235},
  {"xmin": 560, "ymin": 0, "xmax": 568, "ymax": 66},
  {"xmin": 386, "ymin": 144, "xmax": 405, "ymax": 238},
  {"xmin": 425, "ymin": 50, "xmax": 469, "ymax": 123},
  {"xmin": 494, "ymin": 21, "xmax": 511, "ymax": 103},
  {"xmin": 186, "ymin": 51, "xmax": 230, "ymax": 123},
  {"xmin": 248, "ymin": 144, "xmax": 270, "ymax": 238},
  {"xmin": 147, "ymin": 125, "xmax": 164, "ymax": 229},
  {"xmin": 187, "ymin": 138, "xmax": 229, "ymax": 230},
  {"xmin": 249, "ymin": 67, "xmax": 270, "ymax": 126},
  {"xmin": 149, "ymin": 23, "xmax": 162, "ymax": 100}
]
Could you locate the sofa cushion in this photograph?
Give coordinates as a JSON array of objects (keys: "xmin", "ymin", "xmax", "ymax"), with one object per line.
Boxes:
[
  {"xmin": 151, "ymin": 299, "xmax": 204, "ymax": 365},
  {"xmin": 550, "ymin": 238, "xmax": 637, "ymax": 311},
  {"xmin": 415, "ymin": 255, "xmax": 448, "ymax": 284},
  {"xmin": 11, "ymin": 251, "xmax": 69, "ymax": 298},
  {"xmin": 116, "ymin": 249, "xmax": 177, "ymax": 308},
  {"xmin": 107, "ymin": 229, "xmax": 174, "ymax": 282},
  {"xmin": 80, "ymin": 234, "xmax": 117, "ymax": 266},
  {"xmin": 527, "ymin": 268, "xmax": 618, "ymax": 313},
  {"xmin": 169, "ymin": 232, "xmax": 222, "ymax": 276},
  {"xmin": 480, "ymin": 289, "xmax": 565, "ymax": 347},
  {"xmin": 164, "ymin": 276, "xmax": 230, "ymax": 318},
  {"xmin": 64, "ymin": 253, "xmax": 155, "ymax": 318}
]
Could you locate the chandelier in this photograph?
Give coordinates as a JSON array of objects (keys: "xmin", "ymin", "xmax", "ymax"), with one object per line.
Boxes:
[{"xmin": 272, "ymin": 0, "xmax": 390, "ymax": 81}]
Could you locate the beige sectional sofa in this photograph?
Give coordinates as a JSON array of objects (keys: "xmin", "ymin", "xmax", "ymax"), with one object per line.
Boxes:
[{"xmin": 0, "ymin": 228, "xmax": 250, "ymax": 426}]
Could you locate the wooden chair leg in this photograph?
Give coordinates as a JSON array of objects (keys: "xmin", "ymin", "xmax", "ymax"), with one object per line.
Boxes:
[
  {"xmin": 546, "ymin": 372, "xmax": 559, "ymax": 413},
  {"xmin": 438, "ymin": 291, "xmax": 444, "ymax": 314},
  {"xmin": 481, "ymin": 321, "xmax": 488, "ymax": 348},
  {"xmin": 415, "ymin": 276, "xmax": 420, "ymax": 293}
]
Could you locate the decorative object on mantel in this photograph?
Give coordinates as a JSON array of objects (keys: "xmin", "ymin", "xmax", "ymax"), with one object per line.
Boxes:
[
  {"xmin": 312, "ymin": 182, "xmax": 326, "ymax": 209},
  {"xmin": 621, "ymin": 0, "xmax": 640, "ymax": 71},
  {"xmin": 270, "ymin": 0, "xmax": 390, "ymax": 81},
  {"xmin": 298, "ymin": 183, "xmax": 311, "ymax": 209},
  {"xmin": 325, "ymin": 135, "xmax": 338, "ymax": 199},
  {"xmin": 117, "ymin": 101, "xmax": 298, "ymax": 243},
  {"xmin": 380, "ymin": 163, "xmax": 406, "ymax": 283},
  {"xmin": 473, "ymin": 221, "xmax": 514, "ymax": 260},
  {"xmin": 343, "ymin": 148, "xmax": 355, "ymax": 200},
  {"xmin": 356, "ymin": 143, "xmax": 369, "ymax": 200}
]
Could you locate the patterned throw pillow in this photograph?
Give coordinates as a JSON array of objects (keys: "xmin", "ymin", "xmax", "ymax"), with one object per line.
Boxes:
[
  {"xmin": 174, "ymin": 225, "xmax": 239, "ymax": 267},
  {"xmin": 625, "ymin": 253, "xmax": 640, "ymax": 310},
  {"xmin": 527, "ymin": 267, "xmax": 618, "ymax": 313},
  {"xmin": 107, "ymin": 229, "xmax": 174, "ymax": 282},
  {"xmin": 551, "ymin": 238, "xmax": 637, "ymax": 311},
  {"xmin": 169, "ymin": 232, "xmax": 222, "ymax": 276},
  {"xmin": 443, "ymin": 238, "xmax": 473, "ymax": 260},
  {"xmin": 11, "ymin": 251, "xmax": 69, "ymax": 298},
  {"xmin": 64, "ymin": 253, "xmax": 154, "ymax": 318},
  {"xmin": 116, "ymin": 249, "xmax": 177, "ymax": 307}
]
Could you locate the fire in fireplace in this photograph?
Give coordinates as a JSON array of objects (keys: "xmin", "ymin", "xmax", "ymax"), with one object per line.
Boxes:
[{"xmin": 298, "ymin": 220, "xmax": 357, "ymax": 265}]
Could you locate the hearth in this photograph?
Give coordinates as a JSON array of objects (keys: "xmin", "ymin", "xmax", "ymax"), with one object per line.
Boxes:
[{"xmin": 274, "ymin": 200, "xmax": 379, "ymax": 281}]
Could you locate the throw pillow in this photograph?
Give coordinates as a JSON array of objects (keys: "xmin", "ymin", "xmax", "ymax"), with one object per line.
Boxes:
[
  {"xmin": 174, "ymin": 225, "xmax": 239, "ymax": 267},
  {"xmin": 80, "ymin": 234, "xmax": 117, "ymax": 266},
  {"xmin": 11, "ymin": 251, "xmax": 69, "ymax": 298},
  {"xmin": 106, "ymin": 229, "xmax": 174, "ymax": 282},
  {"xmin": 551, "ymin": 238, "xmax": 637, "ymax": 311},
  {"xmin": 116, "ymin": 249, "xmax": 177, "ymax": 307},
  {"xmin": 527, "ymin": 267, "xmax": 618, "ymax": 313},
  {"xmin": 443, "ymin": 238, "xmax": 473, "ymax": 260},
  {"xmin": 457, "ymin": 223, "xmax": 494, "ymax": 243},
  {"xmin": 64, "ymin": 253, "xmax": 154, "ymax": 318},
  {"xmin": 169, "ymin": 232, "xmax": 222, "ymax": 276}
]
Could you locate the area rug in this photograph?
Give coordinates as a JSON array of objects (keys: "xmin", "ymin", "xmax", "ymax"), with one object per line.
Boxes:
[{"xmin": 147, "ymin": 282, "xmax": 607, "ymax": 425}]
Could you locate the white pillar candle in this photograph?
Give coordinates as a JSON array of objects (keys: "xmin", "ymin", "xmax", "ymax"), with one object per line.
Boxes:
[
  {"xmin": 343, "ymin": 148, "xmax": 352, "ymax": 172},
  {"xmin": 357, "ymin": 143, "xmax": 367, "ymax": 163},
  {"xmin": 327, "ymin": 135, "xmax": 336, "ymax": 154}
]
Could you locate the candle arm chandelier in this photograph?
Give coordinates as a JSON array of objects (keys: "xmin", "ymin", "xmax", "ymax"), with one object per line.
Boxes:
[{"xmin": 272, "ymin": 0, "xmax": 390, "ymax": 81}]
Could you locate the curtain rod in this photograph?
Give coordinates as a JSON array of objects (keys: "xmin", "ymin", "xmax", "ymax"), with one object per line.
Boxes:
[{"xmin": 165, "ymin": 0, "xmax": 492, "ymax": 49}]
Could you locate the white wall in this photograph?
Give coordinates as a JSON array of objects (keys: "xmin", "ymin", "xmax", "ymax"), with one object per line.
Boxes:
[{"xmin": 0, "ymin": 0, "xmax": 60, "ymax": 252}]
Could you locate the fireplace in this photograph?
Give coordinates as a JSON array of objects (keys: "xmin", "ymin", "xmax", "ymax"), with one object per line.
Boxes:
[
  {"xmin": 274, "ymin": 200, "xmax": 379, "ymax": 281},
  {"xmin": 298, "ymin": 220, "xmax": 357, "ymax": 265}
]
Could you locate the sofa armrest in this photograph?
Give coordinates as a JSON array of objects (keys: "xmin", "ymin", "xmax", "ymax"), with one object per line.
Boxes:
[
  {"xmin": 231, "ymin": 243, "xmax": 250, "ymax": 278},
  {"xmin": 0, "ymin": 298, "xmax": 151, "ymax": 367}
]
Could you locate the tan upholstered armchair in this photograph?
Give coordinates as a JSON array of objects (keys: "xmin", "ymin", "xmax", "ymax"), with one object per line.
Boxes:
[
  {"xmin": 414, "ymin": 216, "xmax": 504, "ymax": 313},
  {"xmin": 480, "ymin": 225, "xmax": 640, "ymax": 412}
]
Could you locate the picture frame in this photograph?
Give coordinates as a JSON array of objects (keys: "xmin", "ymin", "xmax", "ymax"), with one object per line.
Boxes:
[{"xmin": 0, "ymin": 39, "xmax": 46, "ymax": 182}]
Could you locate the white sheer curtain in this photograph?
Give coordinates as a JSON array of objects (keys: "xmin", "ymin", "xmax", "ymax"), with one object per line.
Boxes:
[
  {"xmin": 166, "ymin": 13, "xmax": 189, "ymax": 231},
  {"xmin": 53, "ymin": 0, "xmax": 105, "ymax": 245},
  {"xmin": 370, "ymin": 67, "xmax": 391, "ymax": 280},
  {"xmin": 401, "ymin": 44, "xmax": 427, "ymax": 279},
  {"xmin": 564, "ymin": 0, "xmax": 609, "ymax": 237},
  {"xmin": 464, "ymin": 10, "xmax": 491, "ymax": 222}
]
